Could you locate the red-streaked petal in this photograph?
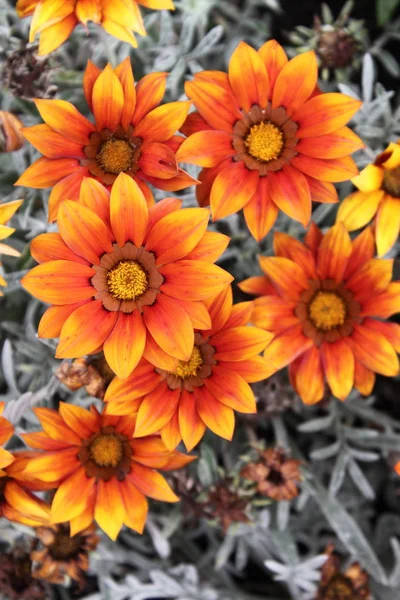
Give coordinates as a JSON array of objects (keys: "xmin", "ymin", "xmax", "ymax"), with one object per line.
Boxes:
[
  {"xmin": 349, "ymin": 324, "xmax": 399, "ymax": 376},
  {"xmin": 228, "ymin": 41, "xmax": 269, "ymax": 111},
  {"xmin": 132, "ymin": 72, "xmax": 168, "ymax": 126},
  {"xmin": 212, "ymin": 326, "xmax": 273, "ymax": 361},
  {"xmin": 291, "ymin": 154, "xmax": 359, "ymax": 182},
  {"xmin": 178, "ymin": 390, "xmax": 206, "ymax": 452},
  {"xmin": 258, "ymin": 39, "xmax": 288, "ymax": 97},
  {"xmin": 120, "ymin": 478, "xmax": 148, "ymax": 534},
  {"xmin": 361, "ymin": 282, "xmax": 400, "ymax": 318},
  {"xmin": 243, "ymin": 177, "xmax": 278, "ymax": 242},
  {"xmin": 159, "ymin": 259, "xmax": 233, "ymax": 301},
  {"xmin": 354, "ymin": 360, "xmax": 375, "ymax": 396},
  {"xmin": 346, "ymin": 258, "xmax": 393, "ymax": 303},
  {"xmin": 110, "ymin": 172, "xmax": 148, "ymax": 248},
  {"xmin": 15, "ymin": 157, "xmax": 80, "ymax": 189},
  {"xmin": 176, "ymin": 130, "xmax": 234, "ymax": 167},
  {"xmin": 38, "ymin": 301, "xmax": 90, "ymax": 338},
  {"xmin": 173, "ymin": 299, "xmax": 211, "ymax": 330},
  {"xmin": 22, "ymin": 124, "xmax": 85, "ymax": 159},
  {"xmin": 252, "ymin": 295, "xmax": 298, "ymax": 331},
  {"xmin": 203, "ymin": 366, "xmax": 257, "ymax": 413},
  {"xmin": 23, "ymin": 447, "xmax": 80, "ymax": 482},
  {"xmin": 263, "ymin": 324, "xmax": 314, "ymax": 370},
  {"xmin": 185, "ymin": 78, "xmax": 242, "ymax": 133},
  {"xmin": 269, "ymin": 166, "xmax": 311, "ymax": 226},
  {"xmin": 306, "ymin": 177, "xmax": 339, "ymax": 204},
  {"xmin": 259, "ymin": 256, "xmax": 309, "ymax": 301},
  {"xmin": 293, "ymin": 93, "xmax": 362, "ymax": 138},
  {"xmin": 83, "ymin": 59, "xmax": 101, "ymax": 112},
  {"xmin": 272, "ymin": 51, "xmax": 318, "ymax": 116},
  {"xmin": 79, "ymin": 177, "xmax": 111, "ymax": 225},
  {"xmin": 220, "ymin": 355, "xmax": 276, "ymax": 382},
  {"xmin": 128, "ymin": 462, "xmax": 179, "ymax": 502},
  {"xmin": 92, "ymin": 64, "xmax": 124, "ymax": 132},
  {"xmin": 361, "ymin": 318, "xmax": 400, "ymax": 353},
  {"xmin": 291, "ymin": 346, "xmax": 324, "ymax": 405},
  {"xmin": 138, "ymin": 141, "xmax": 178, "ymax": 179},
  {"xmin": 194, "ymin": 386, "xmax": 234, "ymax": 441},
  {"xmin": 161, "ymin": 411, "xmax": 182, "ymax": 451},
  {"xmin": 134, "ymin": 101, "xmax": 191, "ymax": 143},
  {"xmin": 273, "ymin": 231, "xmax": 317, "ymax": 278},
  {"xmin": 317, "ymin": 222, "xmax": 352, "ymax": 282},
  {"xmin": 30, "ymin": 233, "xmax": 88, "ymax": 265},
  {"xmin": 321, "ymin": 340, "xmax": 354, "ymax": 400},
  {"xmin": 32, "ymin": 407, "xmax": 81, "ymax": 445},
  {"xmin": 143, "ymin": 331, "xmax": 180, "ymax": 371},
  {"xmin": 185, "ymin": 231, "xmax": 230, "ymax": 263},
  {"xmin": 238, "ymin": 275, "xmax": 276, "ymax": 297},
  {"xmin": 180, "ymin": 111, "xmax": 213, "ymax": 136},
  {"xmin": 343, "ymin": 227, "xmax": 375, "ymax": 280},
  {"xmin": 114, "ymin": 56, "xmax": 136, "ymax": 129},
  {"xmin": 295, "ymin": 126, "xmax": 364, "ymax": 158},
  {"xmin": 58, "ymin": 402, "xmax": 98, "ymax": 437},
  {"xmin": 103, "ymin": 312, "xmax": 146, "ymax": 380},
  {"xmin": 210, "ymin": 160, "xmax": 259, "ymax": 220},
  {"xmin": 203, "ymin": 285, "xmax": 232, "ymax": 334},
  {"xmin": 47, "ymin": 169, "xmax": 89, "ymax": 222},
  {"xmin": 223, "ymin": 301, "xmax": 253, "ymax": 329},
  {"xmin": 104, "ymin": 360, "xmax": 159, "ymax": 404},
  {"xmin": 94, "ymin": 478, "xmax": 125, "ymax": 540},
  {"xmin": 34, "ymin": 99, "xmax": 95, "ymax": 144}
]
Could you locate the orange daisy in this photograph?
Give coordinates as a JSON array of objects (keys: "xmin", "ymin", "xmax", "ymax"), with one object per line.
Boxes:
[
  {"xmin": 104, "ymin": 286, "xmax": 275, "ymax": 451},
  {"xmin": 177, "ymin": 40, "xmax": 363, "ymax": 241},
  {"xmin": 239, "ymin": 222, "xmax": 400, "ymax": 404},
  {"xmin": 21, "ymin": 173, "xmax": 232, "ymax": 380},
  {"xmin": 0, "ymin": 200, "xmax": 23, "ymax": 295},
  {"xmin": 22, "ymin": 403, "xmax": 195, "ymax": 540},
  {"xmin": 0, "ymin": 452, "xmax": 51, "ymax": 527},
  {"xmin": 16, "ymin": 0, "xmax": 175, "ymax": 56},
  {"xmin": 337, "ymin": 141, "xmax": 400, "ymax": 257},
  {"xmin": 16, "ymin": 57, "xmax": 195, "ymax": 221}
]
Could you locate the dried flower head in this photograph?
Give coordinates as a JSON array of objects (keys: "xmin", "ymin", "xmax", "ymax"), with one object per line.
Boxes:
[
  {"xmin": 205, "ymin": 480, "xmax": 250, "ymax": 531},
  {"xmin": 1, "ymin": 44, "xmax": 57, "ymax": 100},
  {"xmin": 31, "ymin": 523, "xmax": 99, "ymax": 586},
  {"xmin": 241, "ymin": 447, "xmax": 301, "ymax": 501},
  {"xmin": 56, "ymin": 355, "xmax": 114, "ymax": 400},
  {"xmin": 0, "ymin": 545, "xmax": 48, "ymax": 600},
  {"xmin": 316, "ymin": 544, "xmax": 371, "ymax": 600},
  {"xmin": 0, "ymin": 111, "xmax": 24, "ymax": 153}
]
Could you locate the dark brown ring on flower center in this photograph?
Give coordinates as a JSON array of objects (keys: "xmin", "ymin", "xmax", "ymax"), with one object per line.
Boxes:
[
  {"xmin": 78, "ymin": 426, "xmax": 132, "ymax": 482},
  {"xmin": 91, "ymin": 242, "xmax": 164, "ymax": 313},
  {"xmin": 47, "ymin": 526, "xmax": 84, "ymax": 561},
  {"xmin": 82, "ymin": 126, "xmax": 142, "ymax": 186},
  {"xmin": 156, "ymin": 333, "xmax": 216, "ymax": 392},
  {"xmin": 382, "ymin": 165, "xmax": 400, "ymax": 198},
  {"xmin": 232, "ymin": 102, "xmax": 299, "ymax": 175},
  {"xmin": 295, "ymin": 279, "xmax": 361, "ymax": 346}
]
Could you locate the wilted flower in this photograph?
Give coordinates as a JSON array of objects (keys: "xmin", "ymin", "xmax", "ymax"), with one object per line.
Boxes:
[
  {"xmin": 0, "ymin": 111, "xmax": 24, "ymax": 153},
  {"xmin": 16, "ymin": 0, "xmax": 175, "ymax": 55},
  {"xmin": 56, "ymin": 356, "xmax": 114, "ymax": 400},
  {"xmin": 1, "ymin": 44, "xmax": 57, "ymax": 100},
  {"xmin": 316, "ymin": 544, "xmax": 371, "ymax": 599},
  {"xmin": 178, "ymin": 39, "xmax": 362, "ymax": 241},
  {"xmin": 240, "ymin": 223, "xmax": 400, "ymax": 403},
  {"xmin": 23, "ymin": 404, "xmax": 195, "ymax": 540},
  {"xmin": 337, "ymin": 140, "xmax": 400, "ymax": 256},
  {"xmin": 31, "ymin": 523, "xmax": 99, "ymax": 586},
  {"xmin": 204, "ymin": 480, "xmax": 250, "ymax": 532},
  {"xmin": 241, "ymin": 447, "xmax": 302, "ymax": 500},
  {"xmin": 0, "ymin": 545, "xmax": 48, "ymax": 600},
  {"xmin": 17, "ymin": 57, "xmax": 196, "ymax": 221}
]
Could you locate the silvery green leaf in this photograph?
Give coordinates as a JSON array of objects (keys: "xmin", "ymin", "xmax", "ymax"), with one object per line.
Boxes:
[
  {"xmin": 377, "ymin": 0, "xmax": 400, "ymax": 26},
  {"xmin": 329, "ymin": 449, "xmax": 349, "ymax": 496},
  {"xmin": 321, "ymin": 3, "xmax": 334, "ymax": 23},
  {"xmin": 337, "ymin": 83, "xmax": 360, "ymax": 99},
  {"xmin": 349, "ymin": 448, "xmax": 379, "ymax": 461},
  {"xmin": 187, "ymin": 26, "xmax": 224, "ymax": 60},
  {"xmin": 277, "ymin": 501, "xmax": 290, "ymax": 531},
  {"xmin": 298, "ymin": 414, "xmax": 334, "ymax": 433},
  {"xmin": 215, "ymin": 533, "xmax": 237, "ymax": 569},
  {"xmin": 362, "ymin": 53, "xmax": 375, "ymax": 104},
  {"xmin": 375, "ymin": 50, "xmax": 400, "ymax": 78},
  {"xmin": 1, "ymin": 339, "xmax": 19, "ymax": 396},
  {"xmin": 146, "ymin": 519, "xmax": 170, "ymax": 558},
  {"xmin": 2, "ymin": 391, "xmax": 33, "ymax": 425},
  {"xmin": 347, "ymin": 458, "xmax": 375, "ymax": 500},
  {"xmin": 310, "ymin": 441, "xmax": 341, "ymax": 461}
]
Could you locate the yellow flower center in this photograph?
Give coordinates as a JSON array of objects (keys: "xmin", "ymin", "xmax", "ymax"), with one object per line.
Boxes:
[
  {"xmin": 244, "ymin": 121, "xmax": 284, "ymax": 162},
  {"xmin": 90, "ymin": 434, "xmax": 123, "ymax": 468},
  {"xmin": 172, "ymin": 346, "xmax": 203, "ymax": 379},
  {"xmin": 107, "ymin": 260, "xmax": 148, "ymax": 301},
  {"xmin": 382, "ymin": 165, "xmax": 400, "ymax": 198},
  {"xmin": 96, "ymin": 139, "xmax": 134, "ymax": 174},
  {"xmin": 309, "ymin": 292, "xmax": 346, "ymax": 331}
]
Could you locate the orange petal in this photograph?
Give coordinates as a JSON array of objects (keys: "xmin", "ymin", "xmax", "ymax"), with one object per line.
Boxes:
[
  {"xmin": 120, "ymin": 478, "xmax": 148, "ymax": 534},
  {"xmin": 23, "ymin": 447, "xmax": 80, "ymax": 482},
  {"xmin": 269, "ymin": 165, "xmax": 311, "ymax": 226},
  {"xmin": 259, "ymin": 256, "xmax": 309, "ymax": 301},
  {"xmin": 133, "ymin": 72, "xmax": 168, "ymax": 126},
  {"xmin": 177, "ymin": 391, "xmax": 206, "ymax": 451},
  {"xmin": 258, "ymin": 39, "xmax": 288, "ymax": 97},
  {"xmin": 291, "ymin": 154, "xmax": 359, "ymax": 182},
  {"xmin": 33, "ymin": 407, "xmax": 82, "ymax": 445},
  {"xmin": 212, "ymin": 326, "xmax": 273, "ymax": 361},
  {"xmin": 70, "ymin": 502, "xmax": 95, "ymax": 536},
  {"xmin": 83, "ymin": 59, "xmax": 101, "ymax": 111},
  {"xmin": 346, "ymin": 258, "xmax": 393, "ymax": 303},
  {"xmin": 176, "ymin": 130, "xmax": 234, "ymax": 167},
  {"xmin": 337, "ymin": 190, "xmax": 383, "ymax": 232},
  {"xmin": 21, "ymin": 431, "xmax": 71, "ymax": 451},
  {"xmin": 185, "ymin": 231, "xmax": 230, "ymax": 263},
  {"xmin": 349, "ymin": 323, "xmax": 399, "ymax": 376},
  {"xmin": 79, "ymin": 177, "xmax": 111, "ymax": 225},
  {"xmin": 104, "ymin": 360, "xmax": 159, "ymax": 404},
  {"xmin": 15, "ymin": 156, "xmax": 80, "ymax": 189},
  {"xmin": 58, "ymin": 402, "xmax": 98, "ymax": 438},
  {"xmin": 210, "ymin": 160, "xmax": 259, "ymax": 220},
  {"xmin": 0, "ymin": 448, "xmax": 14, "ymax": 470},
  {"xmin": 223, "ymin": 301, "xmax": 253, "ymax": 329},
  {"xmin": 161, "ymin": 410, "xmax": 182, "ymax": 451},
  {"xmin": 180, "ymin": 111, "xmax": 212, "ymax": 136},
  {"xmin": 353, "ymin": 360, "xmax": 375, "ymax": 396},
  {"xmin": 0, "ymin": 417, "xmax": 13, "ymax": 446},
  {"xmin": 110, "ymin": 172, "xmax": 148, "ymax": 248},
  {"xmin": 293, "ymin": 93, "xmax": 362, "ymax": 138},
  {"xmin": 344, "ymin": 227, "xmax": 375, "ymax": 280},
  {"xmin": 114, "ymin": 56, "xmax": 136, "ymax": 129},
  {"xmin": 173, "ymin": 299, "xmax": 211, "ymax": 330},
  {"xmin": 272, "ymin": 51, "xmax": 318, "ymax": 116},
  {"xmin": 128, "ymin": 463, "xmax": 179, "ymax": 502},
  {"xmin": 58, "ymin": 200, "xmax": 113, "ymax": 265},
  {"xmin": 203, "ymin": 285, "xmax": 232, "ymax": 334},
  {"xmin": 4, "ymin": 482, "xmax": 50, "ymax": 524},
  {"xmin": 141, "ymin": 167, "xmax": 198, "ymax": 192},
  {"xmin": 159, "ymin": 259, "xmax": 233, "ymax": 301},
  {"xmin": 134, "ymin": 385, "xmax": 180, "ymax": 437},
  {"xmin": 104, "ymin": 312, "xmax": 146, "ymax": 380},
  {"xmin": 102, "ymin": 17, "xmax": 138, "ymax": 48},
  {"xmin": 37, "ymin": 14, "xmax": 78, "ymax": 56},
  {"xmin": 376, "ymin": 195, "xmax": 400, "ymax": 257},
  {"xmin": 203, "ymin": 366, "xmax": 256, "ymax": 413},
  {"xmin": 238, "ymin": 275, "xmax": 276, "ymax": 297},
  {"xmin": 252, "ymin": 295, "xmax": 298, "ymax": 331},
  {"xmin": 321, "ymin": 339, "xmax": 354, "ymax": 400},
  {"xmin": 263, "ymin": 324, "xmax": 314, "ymax": 370},
  {"xmin": 21, "ymin": 260, "xmax": 95, "ymax": 305},
  {"xmin": 92, "ymin": 64, "xmax": 124, "ymax": 132},
  {"xmin": 273, "ymin": 231, "xmax": 317, "ymax": 278},
  {"xmin": 31, "ymin": 232, "xmax": 88, "ymax": 265},
  {"xmin": 228, "ymin": 41, "xmax": 269, "ymax": 111},
  {"xmin": 194, "ymin": 386, "xmax": 234, "ymax": 441},
  {"xmin": 142, "ymin": 294, "xmax": 194, "ymax": 361},
  {"xmin": 95, "ymin": 478, "xmax": 125, "ymax": 540},
  {"xmin": 219, "ymin": 355, "xmax": 276, "ymax": 382},
  {"xmin": 306, "ymin": 177, "xmax": 339, "ymax": 204},
  {"xmin": 34, "ymin": 98, "xmax": 95, "ymax": 144},
  {"xmin": 361, "ymin": 282, "xmax": 400, "ymax": 318},
  {"xmin": 317, "ymin": 222, "xmax": 352, "ymax": 282},
  {"xmin": 143, "ymin": 331, "xmax": 179, "ymax": 370},
  {"xmin": 243, "ymin": 177, "xmax": 278, "ymax": 242},
  {"xmin": 291, "ymin": 345, "xmax": 324, "ymax": 405},
  {"xmin": 138, "ymin": 141, "xmax": 178, "ymax": 179},
  {"xmin": 146, "ymin": 207, "xmax": 209, "ymax": 266},
  {"xmin": 38, "ymin": 301, "xmax": 90, "ymax": 338},
  {"xmin": 362, "ymin": 318, "xmax": 400, "ymax": 353},
  {"xmin": 304, "ymin": 221, "xmax": 323, "ymax": 256},
  {"xmin": 48, "ymin": 170, "xmax": 88, "ymax": 222},
  {"xmin": 185, "ymin": 77, "xmax": 242, "ymax": 132},
  {"xmin": 131, "ymin": 437, "xmax": 173, "ymax": 469},
  {"xmin": 196, "ymin": 160, "xmax": 230, "ymax": 208},
  {"xmin": 56, "ymin": 300, "xmax": 118, "ymax": 358},
  {"xmin": 134, "ymin": 101, "xmax": 191, "ymax": 143},
  {"xmin": 22, "ymin": 124, "xmax": 85, "ymax": 158},
  {"xmin": 296, "ymin": 126, "xmax": 364, "ymax": 159}
]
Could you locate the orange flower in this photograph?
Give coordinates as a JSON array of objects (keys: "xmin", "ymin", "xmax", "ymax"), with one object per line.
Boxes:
[
  {"xmin": 16, "ymin": 57, "xmax": 195, "ymax": 221},
  {"xmin": 16, "ymin": 0, "xmax": 175, "ymax": 56},
  {"xmin": 0, "ymin": 452, "xmax": 51, "ymax": 527},
  {"xmin": 23, "ymin": 404, "xmax": 195, "ymax": 540},
  {"xmin": 177, "ymin": 40, "xmax": 363, "ymax": 241},
  {"xmin": 239, "ymin": 222, "xmax": 400, "ymax": 404},
  {"xmin": 104, "ymin": 286, "xmax": 275, "ymax": 451},
  {"xmin": 0, "ymin": 200, "xmax": 23, "ymax": 295},
  {"xmin": 21, "ymin": 174, "xmax": 232, "ymax": 379},
  {"xmin": 0, "ymin": 402, "xmax": 14, "ymax": 470},
  {"xmin": 337, "ymin": 141, "xmax": 400, "ymax": 257}
]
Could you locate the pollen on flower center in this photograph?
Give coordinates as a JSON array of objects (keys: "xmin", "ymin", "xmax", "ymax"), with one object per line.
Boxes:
[
  {"xmin": 244, "ymin": 121, "xmax": 284, "ymax": 162},
  {"xmin": 173, "ymin": 346, "xmax": 203, "ymax": 379},
  {"xmin": 107, "ymin": 260, "xmax": 148, "ymax": 301},
  {"xmin": 90, "ymin": 434, "xmax": 123, "ymax": 468},
  {"xmin": 382, "ymin": 165, "xmax": 400, "ymax": 197},
  {"xmin": 96, "ymin": 139, "xmax": 134, "ymax": 174},
  {"xmin": 309, "ymin": 291, "xmax": 346, "ymax": 331}
]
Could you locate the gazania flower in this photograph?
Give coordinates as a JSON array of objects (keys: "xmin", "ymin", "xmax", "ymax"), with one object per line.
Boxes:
[
  {"xmin": 239, "ymin": 222, "xmax": 400, "ymax": 404},
  {"xmin": 316, "ymin": 544, "xmax": 371, "ymax": 600},
  {"xmin": 177, "ymin": 40, "xmax": 363, "ymax": 241},
  {"xmin": 0, "ymin": 452, "xmax": 51, "ymax": 527},
  {"xmin": 104, "ymin": 286, "xmax": 274, "ymax": 451},
  {"xmin": 337, "ymin": 141, "xmax": 400, "ymax": 256},
  {"xmin": 0, "ymin": 200, "xmax": 23, "ymax": 295},
  {"xmin": 16, "ymin": 0, "xmax": 175, "ymax": 56},
  {"xmin": 23, "ymin": 404, "xmax": 195, "ymax": 540},
  {"xmin": 16, "ymin": 58, "xmax": 195, "ymax": 221},
  {"xmin": 241, "ymin": 447, "xmax": 301, "ymax": 501},
  {"xmin": 21, "ymin": 174, "xmax": 232, "ymax": 380},
  {"xmin": 31, "ymin": 523, "xmax": 99, "ymax": 585}
]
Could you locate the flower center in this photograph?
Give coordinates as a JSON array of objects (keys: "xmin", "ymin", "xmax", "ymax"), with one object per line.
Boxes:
[
  {"xmin": 309, "ymin": 292, "xmax": 346, "ymax": 331},
  {"xmin": 244, "ymin": 121, "xmax": 284, "ymax": 162},
  {"xmin": 323, "ymin": 574, "xmax": 354, "ymax": 600},
  {"xmin": 106, "ymin": 260, "xmax": 148, "ymax": 301},
  {"xmin": 90, "ymin": 434, "xmax": 123, "ymax": 468},
  {"xmin": 172, "ymin": 346, "xmax": 203, "ymax": 379},
  {"xmin": 382, "ymin": 165, "xmax": 400, "ymax": 197},
  {"xmin": 49, "ymin": 529, "xmax": 83, "ymax": 561},
  {"xmin": 96, "ymin": 139, "xmax": 134, "ymax": 174}
]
